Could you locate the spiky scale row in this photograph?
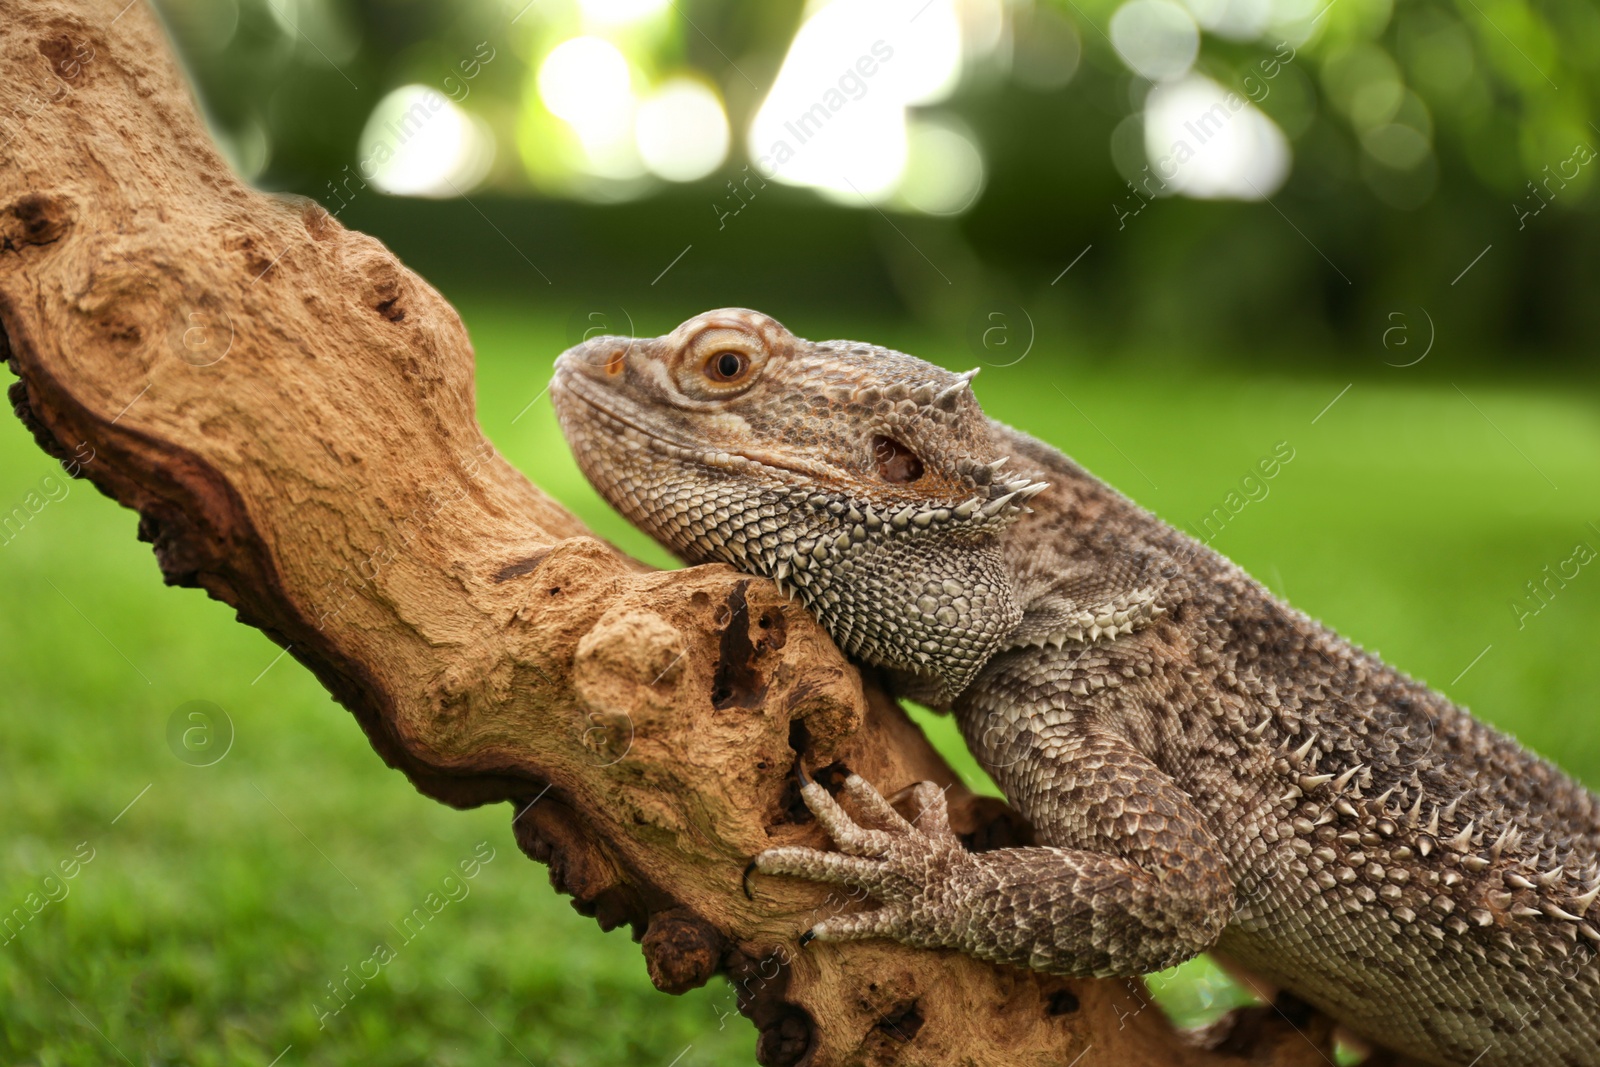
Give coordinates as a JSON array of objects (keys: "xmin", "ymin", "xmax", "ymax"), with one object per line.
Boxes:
[{"xmin": 1268, "ymin": 720, "xmax": 1600, "ymax": 996}]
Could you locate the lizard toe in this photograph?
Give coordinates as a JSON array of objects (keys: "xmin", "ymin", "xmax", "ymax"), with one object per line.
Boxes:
[
  {"xmin": 798, "ymin": 780, "xmax": 899, "ymax": 856},
  {"xmin": 900, "ymin": 781, "xmax": 959, "ymax": 842},
  {"xmin": 810, "ymin": 904, "xmax": 910, "ymax": 944},
  {"xmin": 754, "ymin": 846, "xmax": 891, "ymax": 891},
  {"xmin": 840, "ymin": 773, "xmax": 916, "ymax": 832}
]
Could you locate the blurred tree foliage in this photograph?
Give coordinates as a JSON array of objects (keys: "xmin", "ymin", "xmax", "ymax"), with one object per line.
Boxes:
[{"xmin": 151, "ymin": 0, "xmax": 1599, "ymax": 362}]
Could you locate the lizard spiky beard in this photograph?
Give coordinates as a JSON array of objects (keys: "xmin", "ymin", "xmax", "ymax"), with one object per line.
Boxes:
[{"xmin": 551, "ymin": 308, "xmax": 1045, "ymax": 701}]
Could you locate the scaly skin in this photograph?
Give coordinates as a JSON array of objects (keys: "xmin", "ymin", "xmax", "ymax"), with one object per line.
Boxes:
[{"xmin": 549, "ymin": 308, "xmax": 1600, "ymax": 1067}]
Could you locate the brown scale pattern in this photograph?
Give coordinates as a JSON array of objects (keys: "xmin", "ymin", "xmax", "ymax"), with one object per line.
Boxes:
[{"xmin": 552, "ymin": 309, "xmax": 1600, "ymax": 1067}]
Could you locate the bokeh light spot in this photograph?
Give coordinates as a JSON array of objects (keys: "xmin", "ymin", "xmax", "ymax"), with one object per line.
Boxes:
[
  {"xmin": 635, "ymin": 79, "xmax": 730, "ymax": 182},
  {"xmin": 1143, "ymin": 74, "xmax": 1291, "ymax": 199},
  {"xmin": 539, "ymin": 36, "xmax": 633, "ymax": 130},
  {"xmin": 895, "ymin": 117, "xmax": 985, "ymax": 214},
  {"xmin": 746, "ymin": 0, "xmax": 969, "ymax": 204},
  {"xmin": 1111, "ymin": 0, "xmax": 1201, "ymax": 81},
  {"xmin": 538, "ymin": 35, "xmax": 643, "ymax": 180},
  {"xmin": 358, "ymin": 85, "xmax": 495, "ymax": 197},
  {"xmin": 1363, "ymin": 123, "xmax": 1430, "ymax": 170},
  {"xmin": 1322, "ymin": 44, "xmax": 1404, "ymax": 130},
  {"xmin": 1182, "ymin": 0, "xmax": 1270, "ymax": 41},
  {"xmin": 576, "ymin": 0, "xmax": 671, "ymax": 26},
  {"xmin": 1010, "ymin": 4, "xmax": 1082, "ymax": 91}
]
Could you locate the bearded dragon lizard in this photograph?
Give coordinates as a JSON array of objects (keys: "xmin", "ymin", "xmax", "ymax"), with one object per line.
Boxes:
[{"xmin": 549, "ymin": 308, "xmax": 1600, "ymax": 1067}]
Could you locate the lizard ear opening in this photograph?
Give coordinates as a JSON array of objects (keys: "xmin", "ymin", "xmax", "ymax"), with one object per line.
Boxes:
[{"xmin": 872, "ymin": 435, "xmax": 924, "ymax": 483}]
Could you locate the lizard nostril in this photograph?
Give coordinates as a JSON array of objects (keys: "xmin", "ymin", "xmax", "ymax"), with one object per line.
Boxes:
[{"xmin": 872, "ymin": 435, "xmax": 924, "ymax": 484}]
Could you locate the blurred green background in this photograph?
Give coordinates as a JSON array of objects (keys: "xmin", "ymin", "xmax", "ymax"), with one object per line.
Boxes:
[
  {"xmin": 156, "ymin": 0, "xmax": 1600, "ymax": 357},
  {"xmin": 4, "ymin": 0, "xmax": 1600, "ymax": 1064}
]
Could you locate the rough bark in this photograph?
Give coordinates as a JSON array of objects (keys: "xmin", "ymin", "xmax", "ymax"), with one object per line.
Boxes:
[{"xmin": 0, "ymin": 2, "xmax": 1337, "ymax": 1064}]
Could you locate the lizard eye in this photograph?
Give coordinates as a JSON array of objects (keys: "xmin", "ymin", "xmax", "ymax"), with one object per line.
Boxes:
[
  {"xmin": 707, "ymin": 350, "xmax": 748, "ymax": 382},
  {"xmin": 678, "ymin": 323, "xmax": 767, "ymax": 398},
  {"xmin": 872, "ymin": 435, "xmax": 924, "ymax": 483}
]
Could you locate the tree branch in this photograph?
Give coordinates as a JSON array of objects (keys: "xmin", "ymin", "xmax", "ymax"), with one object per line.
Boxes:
[{"xmin": 0, "ymin": 3, "xmax": 1334, "ymax": 1063}]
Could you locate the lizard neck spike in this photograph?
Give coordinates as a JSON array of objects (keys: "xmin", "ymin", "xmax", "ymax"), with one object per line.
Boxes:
[
  {"xmin": 932, "ymin": 368, "xmax": 980, "ymax": 411},
  {"xmin": 1572, "ymin": 883, "xmax": 1600, "ymax": 916},
  {"xmin": 1536, "ymin": 865, "xmax": 1568, "ymax": 889}
]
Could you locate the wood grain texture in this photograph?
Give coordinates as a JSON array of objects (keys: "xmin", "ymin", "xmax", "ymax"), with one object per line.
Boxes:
[{"xmin": 0, "ymin": 2, "xmax": 1334, "ymax": 1063}]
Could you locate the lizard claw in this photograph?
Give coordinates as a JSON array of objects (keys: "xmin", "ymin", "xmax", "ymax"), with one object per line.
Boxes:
[{"xmin": 754, "ymin": 772, "xmax": 974, "ymax": 949}]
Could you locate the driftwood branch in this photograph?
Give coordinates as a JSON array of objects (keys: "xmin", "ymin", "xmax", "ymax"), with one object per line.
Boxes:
[{"xmin": 0, "ymin": 3, "xmax": 1336, "ymax": 1063}]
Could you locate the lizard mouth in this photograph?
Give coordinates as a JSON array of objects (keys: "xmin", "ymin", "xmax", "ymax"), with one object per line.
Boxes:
[{"xmin": 555, "ymin": 368, "xmax": 840, "ymax": 482}]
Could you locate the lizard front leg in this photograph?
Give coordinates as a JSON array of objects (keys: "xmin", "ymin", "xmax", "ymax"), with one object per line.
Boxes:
[{"xmin": 755, "ymin": 725, "xmax": 1233, "ymax": 978}]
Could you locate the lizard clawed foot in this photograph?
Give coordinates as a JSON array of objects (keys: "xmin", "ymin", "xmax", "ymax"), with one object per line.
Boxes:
[{"xmin": 755, "ymin": 773, "xmax": 972, "ymax": 948}]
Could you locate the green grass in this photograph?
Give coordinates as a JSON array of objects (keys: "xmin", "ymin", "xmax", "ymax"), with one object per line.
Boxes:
[{"xmin": 3, "ymin": 301, "xmax": 1598, "ymax": 1063}]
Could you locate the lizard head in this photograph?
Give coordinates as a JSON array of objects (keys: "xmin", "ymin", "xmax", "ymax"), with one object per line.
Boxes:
[{"xmin": 550, "ymin": 308, "xmax": 1043, "ymax": 701}]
